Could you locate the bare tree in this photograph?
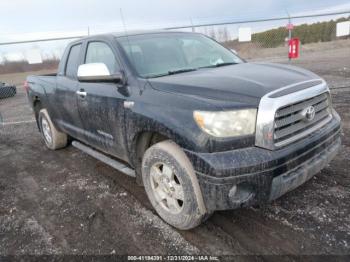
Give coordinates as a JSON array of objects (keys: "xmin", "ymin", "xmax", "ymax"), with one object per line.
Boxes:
[
  {"xmin": 209, "ymin": 27, "xmax": 217, "ymax": 40},
  {"xmin": 218, "ymin": 27, "xmax": 229, "ymax": 42},
  {"xmin": 222, "ymin": 27, "xmax": 229, "ymax": 42}
]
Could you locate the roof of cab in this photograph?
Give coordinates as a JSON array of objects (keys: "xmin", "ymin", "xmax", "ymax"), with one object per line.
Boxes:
[
  {"xmin": 112, "ymin": 30, "xmax": 182, "ymax": 37},
  {"xmin": 68, "ymin": 30, "xmax": 196, "ymax": 45}
]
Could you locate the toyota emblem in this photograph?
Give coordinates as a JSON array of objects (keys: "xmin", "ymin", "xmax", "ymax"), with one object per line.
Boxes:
[{"xmin": 302, "ymin": 106, "xmax": 316, "ymax": 122}]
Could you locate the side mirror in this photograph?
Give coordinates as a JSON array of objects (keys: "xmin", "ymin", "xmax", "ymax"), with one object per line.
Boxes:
[{"xmin": 77, "ymin": 63, "xmax": 123, "ymax": 83}]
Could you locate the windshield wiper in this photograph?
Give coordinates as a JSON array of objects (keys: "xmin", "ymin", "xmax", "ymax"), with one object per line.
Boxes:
[
  {"xmin": 146, "ymin": 68, "xmax": 197, "ymax": 78},
  {"xmin": 168, "ymin": 68, "xmax": 197, "ymax": 75},
  {"xmin": 200, "ymin": 62, "xmax": 238, "ymax": 68}
]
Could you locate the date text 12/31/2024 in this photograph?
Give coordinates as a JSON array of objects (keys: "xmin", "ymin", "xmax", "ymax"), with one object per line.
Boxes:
[{"xmin": 127, "ymin": 255, "xmax": 219, "ymax": 261}]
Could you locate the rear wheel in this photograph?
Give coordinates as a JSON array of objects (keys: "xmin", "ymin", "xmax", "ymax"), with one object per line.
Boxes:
[
  {"xmin": 39, "ymin": 109, "xmax": 67, "ymax": 150},
  {"xmin": 142, "ymin": 140, "xmax": 210, "ymax": 230}
]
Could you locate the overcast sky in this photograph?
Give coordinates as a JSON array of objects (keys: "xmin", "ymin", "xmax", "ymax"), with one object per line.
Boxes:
[
  {"xmin": 1, "ymin": 0, "xmax": 350, "ymax": 38},
  {"xmin": 0, "ymin": 0, "xmax": 349, "ymax": 61}
]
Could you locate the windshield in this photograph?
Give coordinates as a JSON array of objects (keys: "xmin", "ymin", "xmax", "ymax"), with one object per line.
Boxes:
[{"xmin": 117, "ymin": 33, "xmax": 243, "ymax": 78}]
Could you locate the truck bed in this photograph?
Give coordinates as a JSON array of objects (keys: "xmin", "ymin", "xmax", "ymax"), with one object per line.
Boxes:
[{"xmin": 26, "ymin": 74, "xmax": 57, "ymax": 98}]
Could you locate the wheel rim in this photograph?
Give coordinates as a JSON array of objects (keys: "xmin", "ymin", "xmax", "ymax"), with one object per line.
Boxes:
[
  {"xmin": 150, "ymin": 162, "xmax": 184, "ymax": 214},
  {"xmin": 41, "ymin": 117, "xmax": 52, "ymax": 144}
]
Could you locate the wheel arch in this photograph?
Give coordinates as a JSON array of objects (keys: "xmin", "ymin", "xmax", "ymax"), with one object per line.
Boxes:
[
  {"xmin": 33, "ymin": 97, "xmax": 42, "ymax": 130},
  {"xmin": 132, "ymin": 131, "xmax": 171, "ymax": 185}
]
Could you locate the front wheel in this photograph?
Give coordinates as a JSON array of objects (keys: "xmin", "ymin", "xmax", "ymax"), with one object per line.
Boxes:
[{"xmin": 142, "ymin": 140, "xmax": 210, "ymax": 230}]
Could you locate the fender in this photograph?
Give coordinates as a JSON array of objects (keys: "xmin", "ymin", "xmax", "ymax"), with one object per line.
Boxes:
[{"xmin": 125, "ymin": 107, "xmax": 197, "ymax": 168}]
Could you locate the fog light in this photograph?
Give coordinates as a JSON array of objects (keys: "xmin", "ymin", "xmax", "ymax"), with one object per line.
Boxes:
[{"xmin": 228, "ymin": 183, "xmax": 255, "ymax": 204}]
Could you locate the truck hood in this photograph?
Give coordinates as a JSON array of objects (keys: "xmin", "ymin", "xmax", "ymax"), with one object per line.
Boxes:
[{"xmin": 148, "ymin": 62, "xmax": 321, "ymax": 108}]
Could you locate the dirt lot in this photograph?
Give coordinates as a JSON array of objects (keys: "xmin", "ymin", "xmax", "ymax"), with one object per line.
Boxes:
[{"xmin": 0, "ymin": 45, "xmax": 349, "ymax": 257}]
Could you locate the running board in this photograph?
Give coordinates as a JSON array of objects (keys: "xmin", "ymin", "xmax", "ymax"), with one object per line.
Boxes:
[{"xmin": 72, "ymin": 141, "xmax": 136, "ymax": 177}]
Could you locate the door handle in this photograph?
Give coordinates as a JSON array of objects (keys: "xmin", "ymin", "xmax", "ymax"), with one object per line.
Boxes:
[{"xmin": 76, "ymin": 90, "xmax": 87, "ymax": 98}]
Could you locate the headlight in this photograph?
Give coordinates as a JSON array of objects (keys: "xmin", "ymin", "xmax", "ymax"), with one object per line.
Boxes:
[{"xmin": 193, "ymin": 109, "xmax": 257, "ymax": 137}]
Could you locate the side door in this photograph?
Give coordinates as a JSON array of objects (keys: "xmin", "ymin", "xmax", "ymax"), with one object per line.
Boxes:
[
  {"xmin": 77, "ymin": 41, "xmax": 129, "ymax": 161},
  {"xmin": 54, "ymin": 43, "xmax": 85, "ymax": 139}
]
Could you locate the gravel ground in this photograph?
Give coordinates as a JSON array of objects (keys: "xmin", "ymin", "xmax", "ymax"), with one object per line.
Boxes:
[{"xmin": 0, "ymin": 46, "xmax": 349, "ymax": 257}]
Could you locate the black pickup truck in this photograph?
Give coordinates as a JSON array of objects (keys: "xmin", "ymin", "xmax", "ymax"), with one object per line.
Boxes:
[{"xmin": 26, "ymin": 31, "xmax": 341, "ymax": 229}]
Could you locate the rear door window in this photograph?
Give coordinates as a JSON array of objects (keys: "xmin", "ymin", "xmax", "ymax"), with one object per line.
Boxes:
[{"xmin": 65, "ymin": 44, "xmax": 82, "ymax": 78}]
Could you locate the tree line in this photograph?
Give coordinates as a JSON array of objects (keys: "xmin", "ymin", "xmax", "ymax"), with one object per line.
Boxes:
[
  {"xmin": 0, "ymin": 59, "xmax": 59, "ymax": 75},
  {"xmin": 251, "ymin": 16, "xmax": 350, "ymax": 48}
]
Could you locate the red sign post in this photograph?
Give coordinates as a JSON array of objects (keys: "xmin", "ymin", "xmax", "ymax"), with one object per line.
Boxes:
[{"xmin": 288, "ymin": 38, "xmax": 299, "ymax": 59}]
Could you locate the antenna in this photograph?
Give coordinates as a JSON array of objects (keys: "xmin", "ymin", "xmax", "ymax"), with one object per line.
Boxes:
[
  {"xmin": 119, "ymin": 8, "xmax": 142, "ymax": 91},
  {"xmin": 119, "ymin": 8, "xmax": 134, "ymax": 60},
  {"xmin": 119, "ymin": 8, "xmax": 136, "ymax": 67},
  {"xmin": 120, "ymin": 8, "xmax": 128, "ymax": 35}
]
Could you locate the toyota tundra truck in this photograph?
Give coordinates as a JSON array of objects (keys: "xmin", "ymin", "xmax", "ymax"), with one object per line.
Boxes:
[{"xmin": 25, "ymin": 31, "xmax": 341, "ymax": 230}]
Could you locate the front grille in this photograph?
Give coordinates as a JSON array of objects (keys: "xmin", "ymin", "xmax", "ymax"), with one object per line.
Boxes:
[{"xmin": 274, "ymin": 92, "xmax": 332, "ymax": 146}]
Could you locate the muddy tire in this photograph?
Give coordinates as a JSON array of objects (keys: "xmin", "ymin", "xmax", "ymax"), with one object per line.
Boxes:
[
  {"xmin": 142, "ymin": 140, "xmax": 209, "ymax": 230},
  {"xmin": 39, "ymin": 109, "xmax": 67, "ymax": 150}
]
